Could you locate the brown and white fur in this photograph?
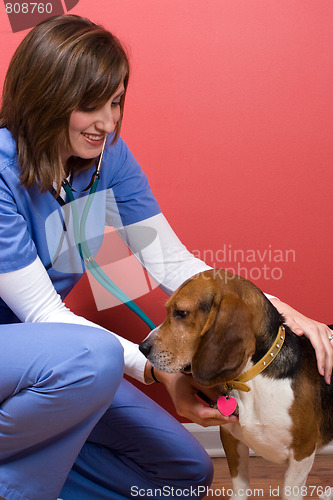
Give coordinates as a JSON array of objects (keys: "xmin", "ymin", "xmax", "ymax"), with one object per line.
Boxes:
[{"xmin": 139, "ymin": 269, "xmax": 333, "ymax": 500}]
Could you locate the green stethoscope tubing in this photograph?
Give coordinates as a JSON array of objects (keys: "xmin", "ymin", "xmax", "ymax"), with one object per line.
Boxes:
[{"xmin": 62, "ymin": 139, "xmax": 156, "ymax": 331}]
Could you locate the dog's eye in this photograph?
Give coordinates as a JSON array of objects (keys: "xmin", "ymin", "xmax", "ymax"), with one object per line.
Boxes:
[{"xmin": 174, "ymin": 310, "xmax": 189, "ymax": 319}]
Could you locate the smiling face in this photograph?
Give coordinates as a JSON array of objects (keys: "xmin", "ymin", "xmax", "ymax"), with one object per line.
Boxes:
[
  {"xmin": 2, "ymin": 15, "xmax": 130, "ymax": 192},
  {"xmin": 59, "ymin": 84, "xmax": 125, "ymax": 164}
]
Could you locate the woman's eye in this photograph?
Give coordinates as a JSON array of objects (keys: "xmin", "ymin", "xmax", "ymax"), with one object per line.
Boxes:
[
  {"xmin": 174, "ymin": 310, "xmax": 189, "ymax": 319},
  {"xmin": 80, "ymin": 106, "xmax": 97, "ymax": 113},
  {"xmin": 111, "ymin": 100, "xmax": 121, "ymax": 107}
]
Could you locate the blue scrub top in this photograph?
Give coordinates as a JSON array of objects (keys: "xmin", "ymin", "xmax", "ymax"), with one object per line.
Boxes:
[{"xmin": 0, "ymin": 128, "xmax": 161, "ymax": 323}]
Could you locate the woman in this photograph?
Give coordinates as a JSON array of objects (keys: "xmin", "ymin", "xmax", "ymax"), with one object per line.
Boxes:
[{"xmin": 0, "ymin": 14, "xmax": 331, "ymax": 500}]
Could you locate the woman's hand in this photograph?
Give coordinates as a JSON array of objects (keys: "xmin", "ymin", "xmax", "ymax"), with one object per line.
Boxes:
[
  {"xmin": 270, "ymin": 298, "xmax": 333, "ymax": 384},
  {"xmin": 148, "ymin": 365, "xmax": 238, "ymax": 427}
]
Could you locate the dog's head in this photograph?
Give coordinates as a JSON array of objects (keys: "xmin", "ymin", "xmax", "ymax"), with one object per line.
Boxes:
[{"xmin": 140, "ymin": 269, "xmax": 268, "ymax": 386}]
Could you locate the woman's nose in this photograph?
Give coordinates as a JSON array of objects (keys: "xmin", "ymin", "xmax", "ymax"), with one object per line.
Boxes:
[{"xmin": 96, "ymin": 104, "xmax": 120, "ymax": 133}]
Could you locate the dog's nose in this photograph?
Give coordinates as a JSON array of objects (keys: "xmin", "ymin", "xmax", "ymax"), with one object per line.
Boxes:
[{"xmin": 139, "ymin": 339, "xmax": 152, "ymax": 357}]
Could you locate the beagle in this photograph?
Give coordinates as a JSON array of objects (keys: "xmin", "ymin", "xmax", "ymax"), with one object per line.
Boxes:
[{"xmin": 139, "ymin": 269, "xmax": 333, "ymax": 500}]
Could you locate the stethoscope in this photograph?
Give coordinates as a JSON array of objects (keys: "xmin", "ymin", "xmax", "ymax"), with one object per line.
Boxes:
[{"xmin": 59, "ymin": 136, "xmax": 156, "ymax": 330}]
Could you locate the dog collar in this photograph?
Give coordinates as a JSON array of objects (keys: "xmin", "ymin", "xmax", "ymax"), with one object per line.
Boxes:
[{"xmin": 224, "ymin": 325, "xmax": 286, "ymax": 393}]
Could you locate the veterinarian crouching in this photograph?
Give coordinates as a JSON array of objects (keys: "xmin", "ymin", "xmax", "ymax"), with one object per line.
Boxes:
[{"xmin": 1, "ymin": 14, "xmax": 332, "ymax": 500}]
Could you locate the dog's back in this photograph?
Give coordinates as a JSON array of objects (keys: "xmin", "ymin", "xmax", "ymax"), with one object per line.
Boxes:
[{"xmin": 251, "ymin": 299, "xmax": 333, "ymax": 455}]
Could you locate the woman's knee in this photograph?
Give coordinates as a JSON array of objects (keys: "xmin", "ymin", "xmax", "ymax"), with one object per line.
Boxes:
[
  {"xmin": 0, "ymin": 323, "xmax": 124, "ymax": 409},
  {"xmin": 71, "ymin": 326, "xmax": 124, "ymax": 404},
  {"xmin": 34, "ymin": 324, "xmax": 125, "ymax": 412}
]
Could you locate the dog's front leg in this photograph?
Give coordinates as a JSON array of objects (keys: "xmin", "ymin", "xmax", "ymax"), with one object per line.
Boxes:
[
  {"xmin": 281, "ymin": 451, "xmax": 315, "ymax": 500},
  {"xmin": 220, "ymin": 427, "xmax": 250, "ymax": 500}
]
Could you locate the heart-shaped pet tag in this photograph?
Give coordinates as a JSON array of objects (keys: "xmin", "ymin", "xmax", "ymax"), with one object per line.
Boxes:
[{"xmin": 217, "ymin": 396, "xmax": 237, "ymax": 416}]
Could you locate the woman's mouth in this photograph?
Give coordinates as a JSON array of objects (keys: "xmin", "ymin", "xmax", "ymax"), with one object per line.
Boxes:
[{"xmin": 82, "ymin": 133, "xmax": 106, "ymax": 146}]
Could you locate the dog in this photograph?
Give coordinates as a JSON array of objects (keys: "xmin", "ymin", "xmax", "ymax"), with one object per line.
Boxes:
[{"xmin": 139, "ymin": 269, "xmax": 333, "ymax": 500}]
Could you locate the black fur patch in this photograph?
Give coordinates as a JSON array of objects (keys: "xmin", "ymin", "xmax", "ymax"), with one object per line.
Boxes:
[{"xmin": 198, "ymin": 297, "xmax": 215, "ymax": 314}]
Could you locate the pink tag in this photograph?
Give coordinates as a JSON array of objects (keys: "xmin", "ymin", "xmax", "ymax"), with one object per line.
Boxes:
[{"xmin": 217, "ymin": 396, "xmax": 237, "ymax": 416}]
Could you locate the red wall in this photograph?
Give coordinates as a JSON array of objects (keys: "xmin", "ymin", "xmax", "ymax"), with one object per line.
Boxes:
[{"xmin": 1, "ymin": 1, "xmax": 332, "ymax": 418}]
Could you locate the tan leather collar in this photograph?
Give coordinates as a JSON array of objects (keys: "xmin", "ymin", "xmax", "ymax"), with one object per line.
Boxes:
[{"xmin": 223, "ymin": 325, "xmax": 286, "ymax": 393}]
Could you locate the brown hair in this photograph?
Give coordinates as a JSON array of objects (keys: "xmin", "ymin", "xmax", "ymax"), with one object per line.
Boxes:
[{"xmin": 0, "ymin": 14, "xmax": 130, "ymax": 192}]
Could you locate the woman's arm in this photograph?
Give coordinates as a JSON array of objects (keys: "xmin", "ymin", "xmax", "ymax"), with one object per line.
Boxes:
[
  {"xmin": 118, "ymin": 213, "xmax": 279, "ymax": 299},
  {"xmin": 116, "ymin": 213, "xmax": 211, "ymax": 294},
  {"xmin": 119, "ymin": 213, "xmax": 333, "ymax": 383}
]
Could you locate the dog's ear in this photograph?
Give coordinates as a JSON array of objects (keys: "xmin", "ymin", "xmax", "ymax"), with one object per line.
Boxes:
[
  {"xmin": 198, "ymin": 291, "xmax": 223, "ymax": 338},
  {"xmin": 191, "ymin": 293, "xmax": 255, "ymax": 386}
]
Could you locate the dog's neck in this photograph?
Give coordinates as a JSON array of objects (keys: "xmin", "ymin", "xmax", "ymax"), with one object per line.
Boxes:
[
  {"xmin": 223, "ymin": 324, "xmax": 286, "ymax": 393},
  {"xmin": 249, "ymin": 296, "xmax": 302, "ymax": 381}
]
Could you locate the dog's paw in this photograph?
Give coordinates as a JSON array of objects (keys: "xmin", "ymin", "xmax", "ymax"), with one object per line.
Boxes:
[{"xmin": 229, "ymin": 479, "xmax": 251, "ymax": 500}]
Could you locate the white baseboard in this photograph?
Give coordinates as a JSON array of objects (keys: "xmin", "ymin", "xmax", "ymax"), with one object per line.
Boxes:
[{"xmin": 183, "ymin": 423, "xmax": 333, "ymax": 458}]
